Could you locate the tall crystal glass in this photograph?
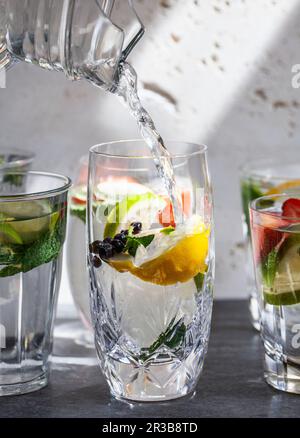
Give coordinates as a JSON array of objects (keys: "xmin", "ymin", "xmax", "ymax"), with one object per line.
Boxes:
[
  {"xmin": 87, "ymin": 140, "xmax": 214, "ymax": 402},
  {"xmin": 240, "ymin": 159, "xmax": 300, "ymax": 330},
  {"xmin": 250, "ymin": 194, "xmax": 300, "ymax": 393},
  {"xmin": 0, "ymin": 171, "xmax": 71, "ymax": 396}
]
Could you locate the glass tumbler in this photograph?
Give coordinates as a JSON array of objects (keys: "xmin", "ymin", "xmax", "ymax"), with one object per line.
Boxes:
[
  {"xmin": 0, "ymin": 171, "xmax": 71, "ymax": 396},
  {"xmin": 240, "ymin": 159, "xmax": 300, "ymax": 330},
  {"xmin": 250, "ymin": 194, "xmax": 300, "ymax": 393},
  {"xmin": 0, "ymin": 147, "xmax": 34, "ymax": 175},
  {"xmin": 87, "ymin": 140, "xmax": 214, "ymax": 402}
]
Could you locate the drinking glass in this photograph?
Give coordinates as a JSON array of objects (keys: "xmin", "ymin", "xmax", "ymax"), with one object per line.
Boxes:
[
  {"xmin": 250, "ymin": 194, "xmax": 300, "ymax": 393},
  {"xmin": 68, "ymin": 155, "xmax": 92, "ymax": 331},
  {"xmin": 240, "ymin": 159, "xmax": 300, "ymax": 330},
  {"xmin": 0, "ymin": 147, "xmax": 34, "ymax": 173},
  {"xmin": 0, "ymin": 171, "xmax": 71, "ymax": 396},
  {"xmin": 87, "ymin": 140, "xmax": 214, "ymax": 402}
]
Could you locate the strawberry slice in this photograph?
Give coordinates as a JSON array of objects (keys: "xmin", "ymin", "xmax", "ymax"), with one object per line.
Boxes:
[
  {"xmin": 158, "ymin": 190, "xmax": 191, "ymax": 227},
  {"xmin": 251, "ymin": 199, "xmax": 300, "ymax": 265},
  {"xmin": 253, "ymin": 225, "xmax": 283, "ymax": 263},
  {"xmin": 251, "ymin": 211, "xmax": 287, "ymax": 263},
  {"xmin": 282, "ymin": 198, "xmax": 300, "ymax": 220},
  {"xmin": 71, "ymin": 195, "xmax": 86, "ymax": 205}
]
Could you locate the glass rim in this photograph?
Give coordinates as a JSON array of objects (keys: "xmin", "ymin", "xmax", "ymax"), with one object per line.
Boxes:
[
  {"xmin": 0, "ymin": 148, "xmax": 35, "ymax": 170},
  {"xmin": 250, "ymin": 193, "xmax": 300, "ymax": 221},
  {"xmin": 0, "ymin": 171, "xmax": 72, "ymax": 202},
  {"xmin": 89, "ymin": 139, "xmax": 208, "ymax": 159},
  {"xmin": 239, "ymin": 157, "xmax": 300, "ymax": 181}
]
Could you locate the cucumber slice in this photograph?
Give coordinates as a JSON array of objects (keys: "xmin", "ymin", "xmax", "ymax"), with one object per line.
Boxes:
[
  {"xmin": 0, "ymin": 200, "xmax": 54, "ymax": 244},
  {"xmin": 264, "ymin": 238, "xmax": 300, "ymax": 305},
  {"xmin": 0, "ymin": 200, "xmax": 51, "ymax": 220}
]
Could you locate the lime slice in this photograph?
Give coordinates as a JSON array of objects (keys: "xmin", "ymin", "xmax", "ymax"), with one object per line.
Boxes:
[
  {"xmin": 96, "ymin": 180, "xmax": 149, "ymax": 204},
  {"xmin": 264, "ymin": 289, "xmax": 300, "ymax": 306},
  {"xmin": 264, "ymin": 237, "xmax": 300, "ymax": 305},
  {"xmin": 0, "ymin": 222, "xmax": 23, "ymax": 244},
  {"xmin": 103, "ymin": 192, "xmax": 166, "ymax": 238},
  {"xmin": 0, "ymin": 200, "xmax": 53, "ymax": 244},
  {"xmin": 49, "ymin": 211, "xmax": 60, "ymax": 232}
]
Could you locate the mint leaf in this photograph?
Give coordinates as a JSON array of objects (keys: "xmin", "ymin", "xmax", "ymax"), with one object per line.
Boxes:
[
  {"xmin": 0, "ymin": 244, "xmax": 24, "ymax": 265},
  {"xmin": 3, "ymin": 173, "xmax": 25, "ymax": 187},
  {"xmin": 125, "ymin": 234, "xmax": 155, "ymax": 257},
  {"xmin": 194, "ymin": 272, "xmax": 205, "ymax": 292},
  {"xmin": 0, "ymin": 216, "xmax": 66, "ymax": 277},
  {"xmin": 140, "ymin": 317, "xmax": 186, "ymax": 362},
  {"xmin": 21, "ymin": 226, "xmax": 64, "ymax": 273},
  {"xmin": 160, "ymin": 226, "xmax": 175, "ymax": 235},
  {"xmin": 262, "ymin": 249, "xmax": 278, "ymax": 289},
  {"xmin": 0, "ymin": 264, "xmax": 23, "ymax": 277},
  {"xmin": 70, "ymin": 207, "xmax": 86, "ymax": 223},
  {"xmin": 165, "ymin": 322, "xmax": 186, "ymax": 349}
]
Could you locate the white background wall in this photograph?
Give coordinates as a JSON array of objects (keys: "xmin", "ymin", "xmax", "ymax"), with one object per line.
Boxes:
[{"xmin": 1, "ymin": 0, "xmax": 300, "ymax": 309}]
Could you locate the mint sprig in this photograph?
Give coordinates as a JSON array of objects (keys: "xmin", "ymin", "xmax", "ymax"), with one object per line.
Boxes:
[
  {"xmin": 160, "ymin": 226, "xmax": 175, "ymax": 235},
  {"xmin": 194, "ymin": 272, "xmax": 205, "ymax": 292},
  {"xmin": 0, "ymin": 244, "xmax": 23, "ymax": 265},
  {"xmin": 140, "ymin": 317, "xmax": 186, "ymax": 362},
  {"xmin": 0, "ymin": 216, "xmax": 66, "ymax": 278},
  {"xmin": 261, "ymin": 249, "xmax": 278, "ymax": 289},
  {"xmin": 70, "ymin": 206, "xmax": 86, "ymax": 223},
  {"xmin": 125, "ymin": 234, "xmax": 155, "ymax": 257}
]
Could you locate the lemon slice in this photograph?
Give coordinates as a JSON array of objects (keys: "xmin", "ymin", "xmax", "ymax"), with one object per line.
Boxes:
[
  {"xmin": 103, "ymin": 192, "xmax": 166, "ymax": 238},
  {"xmin": 108, "ymin": 217, "xmax": 210, "ymax": 285},
  {"xmin": 266, "ymin": 179, "xmax": 300, "ymax": 195}
]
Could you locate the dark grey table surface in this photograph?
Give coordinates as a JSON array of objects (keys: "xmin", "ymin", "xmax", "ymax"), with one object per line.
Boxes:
[{"xmin": 0, "ymin": 300, "xmax": 299, "ymax": 418}]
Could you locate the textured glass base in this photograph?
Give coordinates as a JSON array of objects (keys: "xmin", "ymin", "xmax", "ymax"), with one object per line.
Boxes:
[
  {"xmin": 249, "ymin": 293, "xmax": 260, "ymax": 332},
  {"xmin": 104, "ymin": 355, "xmax": 202, "ymax": 402},
  {"xmin": 0, "ymin": 372, "xmax": 48, "ymax": 396},
  {"xmin": 265, "ymin": 374, "xmax": 300, "ymax": 394},
  {"xmin": 264, "ymin": 353, "xmax": 300, "ymax": 394}
]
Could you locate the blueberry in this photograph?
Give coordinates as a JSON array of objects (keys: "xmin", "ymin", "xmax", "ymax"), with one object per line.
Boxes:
[
  {"xmin": 120, "ymin": 229, "xmax": 129, "ymax": 236},
  {"xmin": 98, "ymin": 242, "xmax": 115, "ymax": 259},
  {"xmin": 103, "ymin": 237, "xmax": 113, "ymax": 244},
  {"xmin": 105, "ymin": 243, "xmax": 115, "ymax": 258},
  {"xmin": 114, "ymin": 232, "xmax": 127, "ymax": 244},
  {"xmin": 98, "ymin": 243, "xmax": 107, "ymax": 258},
  {"xmin": 111, "ymin": 238, "xmax": 125, "ymax": 253},
  {"xmin": 89, "ymin": 240, "xmax": 101, "ymax": 254},
  {"xmin": 130, "ymin": 222, "xmax": 142, "ymax": 235},
  {"xmin": 91, "ymin": 255, "xmax": 102, "ymax": 268}
]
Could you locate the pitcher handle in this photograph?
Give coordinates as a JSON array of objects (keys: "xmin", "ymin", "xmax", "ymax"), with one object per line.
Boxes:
[
  {"xmin": 121, "ymin": 0, "xmax": 144, "ymax": 60},
  {"xmin": 107, "ymin": 0, "xmax": 144, "ymax": 61}
]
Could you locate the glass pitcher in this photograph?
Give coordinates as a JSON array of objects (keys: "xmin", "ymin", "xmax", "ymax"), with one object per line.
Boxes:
[{"xmin": 0, "ymin": 0, "xmax": 144, "ymax": 90}]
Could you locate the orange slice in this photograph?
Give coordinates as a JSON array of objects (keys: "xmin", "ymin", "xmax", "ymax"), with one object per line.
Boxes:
[
  {"xmin": 266, "ymin": 179, "xmax": 300, "ymax": 195},
  {"xmin": 108, "ymin": 227, "xmax": 210, "ymax": 286}
]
